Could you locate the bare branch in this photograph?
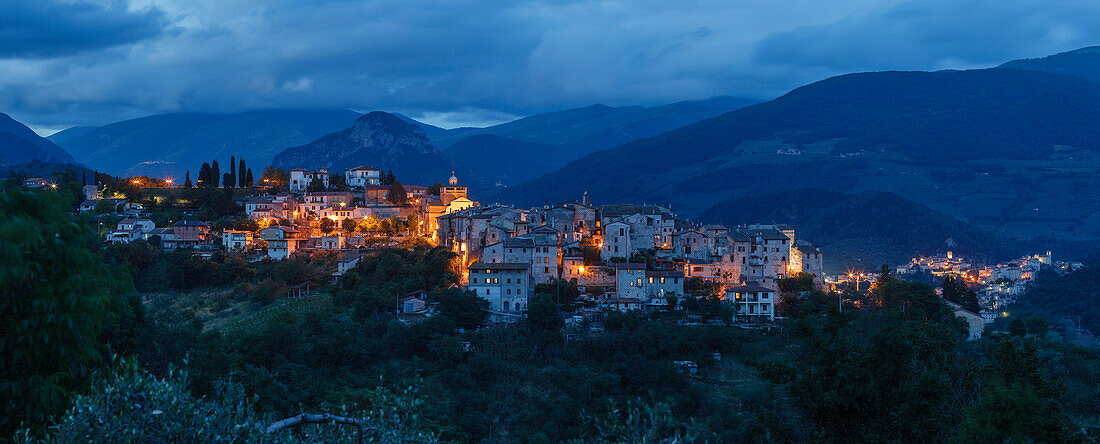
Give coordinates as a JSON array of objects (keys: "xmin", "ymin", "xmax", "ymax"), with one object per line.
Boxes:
[{"xmin": 266, "ymin": 413, "xmax": 382, "ymax": 443}]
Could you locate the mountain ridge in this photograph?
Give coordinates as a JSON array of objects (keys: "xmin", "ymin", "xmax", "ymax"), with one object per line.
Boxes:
[
  {"xmin": 496, "ymin": 67, "xmax": 1100, "ymax": 254},
  {"xmin": 272, "ymin": 111, "xmax": 459, "ymax": 186},
  {"xmin": 0, "ymin": 112, "xmax": 75, "ymax": 165},
  {"xmin": 50, "ymin": 109, "xmax": 362, "ymax": 177}
]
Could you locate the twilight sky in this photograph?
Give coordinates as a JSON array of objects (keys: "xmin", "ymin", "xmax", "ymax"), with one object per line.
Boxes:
[{"xmin": 4, "ymin": 0, "xmax": 1100, "ymax": 133}]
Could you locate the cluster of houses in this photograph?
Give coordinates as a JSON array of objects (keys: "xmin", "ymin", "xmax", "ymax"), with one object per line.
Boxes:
[
  {"xmin": 103, "ymin": 167, "xmax": 477, "ymax": 260},
  {"xmin": 894, "ymin": 250, "xmax": 1084, "ymax": 325},
  {"xmin": 90, "ymin": 164, "xmax": 831, "ymax": 324},
  {"xmin": 438, "ymin": 194, "xmax": 825, "ymax": 323}
]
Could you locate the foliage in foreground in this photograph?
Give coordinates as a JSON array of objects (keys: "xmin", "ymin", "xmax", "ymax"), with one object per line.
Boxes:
[
  {"xmin": 0, "ymin": 187, "xmax": 130, "ymax": 435},
  {"xmin": 21, "ymin": 359, "xmax": 438, "ymax": 443}
]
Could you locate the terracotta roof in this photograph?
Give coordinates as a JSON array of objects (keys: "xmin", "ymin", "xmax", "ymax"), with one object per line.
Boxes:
[
  {"xmin": 263, "ymin": 226, "xmax": 300, "ymax": 233},
  {"xmin": 743, "ymin": 228, "xmax": 789, "ymax": 240},
  {"xmin": 727, "ymin": 284, "xmax": 775, "ymax": 293},
  {"xmin": 727, "ymin": 230, "xmax": 751, "ymax": 242},
  {"xmin": 173, "ymin": 220, "xmax": 210, "ymax": 227},
  {"xmin": 469, "ymin": 262, "xmax": 531, "ymax": 271},
  {"xmin": 503, "ymin": 237, "xmax": 535, "ymax": 247}
]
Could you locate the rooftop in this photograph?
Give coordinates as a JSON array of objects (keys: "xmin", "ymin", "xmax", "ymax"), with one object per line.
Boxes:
[
  {"xmin": 173, "ymin": 220, "xmax": 210, "ymax": 227},
  {"xmin": 727, "ymin": 284, "xmax": 775, "ymax": 293},
  {"xmin": 469, "ymin": 262, "xmax": 531, "ymax": 271}
]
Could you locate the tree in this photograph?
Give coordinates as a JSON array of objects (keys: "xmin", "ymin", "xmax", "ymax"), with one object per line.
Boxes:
[
  {"xmin": 535, "ymin": 280, "xmax": 580, "ymax": 310},
  {"xmin": 685, "ymin": 277, "xmax": 722, "ymax": 298},
  {"xmin": 183, "ymin": 170, "xmax": 193, "ymax": 188},
  {"xmin": 260, "ymin": 166, "xmax": 287, "ymax": 187},
  {"xmin": 379, "ymin": 219, "xmax": 393, "ymax": 235},
  {"xmin": 942, "ymin": 275, "xmax": 980, "ymax": 313},
  {"xmin": 198, "ymin": 162, "xmax": 212, "ymax": 187},
  {"xmin": 328, "ymin": 174, "xmax": 347, "ymax": 191},
  {"xmin": 229, "ymin": 156, "xmax": 236, "ymax": 189},
  {"xmin": 320, "ymin": 217, "xmax": 336, "ymax": 234},
  {"xmin": 388, "ymin": 180, "xmax": 407, "ymax": 205},
  {"xmin": 342, "ymin": 218, "xmax": 359, "ymax": 233},
  {"xmin": 245, "ymin": 168, "xmax": 254, "ymax": 187},
  {"xmin": 406, "ymin": 214, "xmax": 420, "ymax": 235},
  {"xmin": 383, "ymin": 170, "xmax": 396, "ymax": 185},
  {"xmin": 237, "ymin": 159, "xmax": 246, "ymax": 187},
  {"xmin": 211, "ymin": 161, "xmax": 220, "ymax": 188},
  {"xmin": 221, "ymin": 173, "xmax": 234, "ymax": 189},
  {"xmin": 434, "ymin": 288, "xmax": 488, "ymax": 330},
  {"xmin": 94, "ymin": 199, "xmax": 116, "ymax": 214},
  {"xmin": 1, "ymin": 188, "xmax": 129, "ymax": 434},
  {"xmin": 955, "ymin": 340, "xmax": 1083, "ymax": 442},
  {"xmin": 527, "ymin": 293, "xmax": 563, "ymax": 331},
  {"xmin": 426, "ymin": 182, "xmax": 442, "ymax": 196},
  {"xmin": 306, "ymin": 177, "xmax": 327, "ymax": 193}
]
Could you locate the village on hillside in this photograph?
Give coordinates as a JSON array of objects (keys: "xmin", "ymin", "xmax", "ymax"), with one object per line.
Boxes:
[
  {"xmin": 26, "ymin": 165, "xmax": 827, "ymax": 321},
  {"xmin": 25, "ymin": 163, "xmax": 1049, "ymax": 340}
]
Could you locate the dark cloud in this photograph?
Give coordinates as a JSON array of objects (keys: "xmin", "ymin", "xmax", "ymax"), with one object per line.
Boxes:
[
  {"xmin": 754, "ymin": 0, "xmax": 1100, "ymax": 80},
  {"xmin": 0, "ymin": 0, "xmax": 172, "ymax": 59},
  {"xmin": 1, "ymin": 0, "xmax": 1099, "ymax": 131}
]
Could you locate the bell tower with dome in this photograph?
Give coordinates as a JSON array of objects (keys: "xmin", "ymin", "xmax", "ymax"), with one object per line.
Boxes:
[{"xmin": 441, "ymin": 171, "xmax": 468, "ymax": 205}]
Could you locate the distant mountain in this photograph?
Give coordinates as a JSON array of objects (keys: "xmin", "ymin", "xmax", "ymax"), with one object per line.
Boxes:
[
  {"xmin": 393, "ymin": 113, "xmax": 449, "ymax": 141},
  {"xmin": 699, "ymin": 189, "xmax": 1020, "ymax": 272},
  {"xmin": 272, "ymin": 111, "xmax": 458, "ymax": 186},
  {"xmin": 0, "ymin": 160, "xmax": 94, "ymax": 185},
  {"xmin": 499, "ymin": 68, "xmax": 1100, "ymax": 253},
  {"xmin": 427, "ymin": 96, "xmax": 758, "ymax": 184},
  {"xmin": 443, "ymin": 134, "xmax": 560, "ymax": 184},
  {"xmin": 51, "ymin": 109, "xmax": 361, "ymax": 177},
  {"xmin": 0, "ymin": 113, "xmax": 74, "ymax": 165},
  {"xmin": 46, "ymin": 125, "xmax": 97, "ymax": 145},
  {"xmin": 1001, "ymin": 46, "xmax": 1100, "ymax": 85}
]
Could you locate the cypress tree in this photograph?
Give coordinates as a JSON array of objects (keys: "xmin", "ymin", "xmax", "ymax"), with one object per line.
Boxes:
[
  {"xmin": 238, "ymin": 159, "xmax": 247, "ymax": 187},
  {"xmin": 198, "ymin": 163, "xmax": 212, "ymax": 186},
  {"xmin": 211, "ymin": 161, "xmax": 220, "ymax": 188},
  {"xmin": 245, "ymin": 168, "xmax": 254, "ymax": 187},
  {"xmin": 229, "ymin": 156, "xmax": 236, "ymax": 188},
  {"xmin": 183, "ymin": 170, "xmax": 192, "ymax": 188}
]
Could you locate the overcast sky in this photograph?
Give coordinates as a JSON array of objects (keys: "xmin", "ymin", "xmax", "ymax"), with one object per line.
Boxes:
[{"xmin": 4, "ymin": 0, "xmax": 1100, "ymax": 134}]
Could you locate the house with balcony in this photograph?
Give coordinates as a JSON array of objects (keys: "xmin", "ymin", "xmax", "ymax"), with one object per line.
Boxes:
[
  {"xmin": 726, "ymin": 283, "xmax": 778, "ymax": 322},
  {"xmin": 107, "ymin": 219, "xmax": 156, "ymax": 243},
  {"xmin": 222, "ymin": 230, "xmax": 255, "ymax": 251},
  {"xmin": 172, "ymin": 220, "xmax": 212, "ymax": 249},
  {"xmin": 344, "ymin": 165, "xmax": 381, "ymax": 188},
  {"xmin": 261, "ymin": 225, "xmax": 307, "ymax": 259},
  {"xmin": 288, "ymin": 168, "xmax": 329, "ymax": 192}
]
